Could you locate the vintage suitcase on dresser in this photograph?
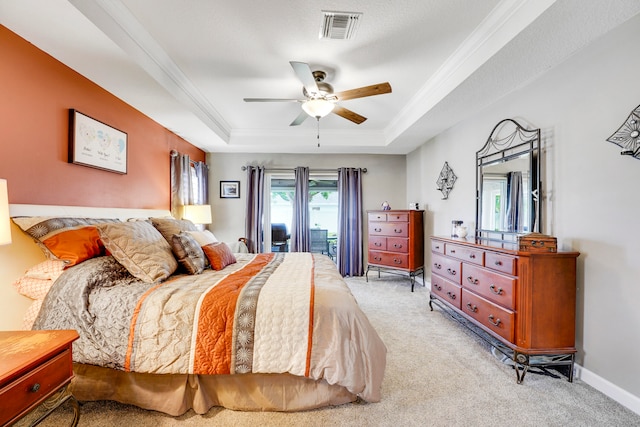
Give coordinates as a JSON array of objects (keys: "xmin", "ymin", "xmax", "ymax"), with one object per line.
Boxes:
[{"xmin": 366, "ymin": 210, "xmax": 424, "ymax": 291}]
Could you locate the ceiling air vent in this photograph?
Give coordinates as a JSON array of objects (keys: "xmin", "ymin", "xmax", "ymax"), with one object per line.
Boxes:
[{"xmin": 320, "ymin": 11, "xmax": 362, "ymax": 40}]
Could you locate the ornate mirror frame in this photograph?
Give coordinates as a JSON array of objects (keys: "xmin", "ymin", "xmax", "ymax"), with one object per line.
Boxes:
[{"xmin": 475, "ymin": 119, "xmax": 541, "ymax": 245}]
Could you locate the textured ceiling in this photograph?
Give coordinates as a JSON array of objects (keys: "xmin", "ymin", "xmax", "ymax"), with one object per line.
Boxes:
[{"xmin": 1, "ymin": 0, "xmax": 639, "ymax": 154}]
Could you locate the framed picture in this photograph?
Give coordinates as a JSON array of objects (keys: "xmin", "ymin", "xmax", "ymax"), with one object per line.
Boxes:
[
  {"xmin": 220, "ymin": 181, "xmax": 240, "ymax": 198},
  {"xmin": 68, "ymin": 109, "xmax": 128, "ymax": 174}
]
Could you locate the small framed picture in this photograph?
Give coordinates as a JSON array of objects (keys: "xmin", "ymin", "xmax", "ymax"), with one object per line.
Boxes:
[{"xmin": 220, "ymin": 181, "xmax": 240, "ymax": 198}]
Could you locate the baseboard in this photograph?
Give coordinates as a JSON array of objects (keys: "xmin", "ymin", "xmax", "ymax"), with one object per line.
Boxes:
[{"xmin": 574, "ymin": 363, "xmax": 640, "ymax": 416}]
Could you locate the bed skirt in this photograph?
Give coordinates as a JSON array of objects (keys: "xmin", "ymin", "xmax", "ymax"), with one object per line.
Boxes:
[{"xmin": 70, "ymin": 364, "xmax": 357, "ymax": 415}]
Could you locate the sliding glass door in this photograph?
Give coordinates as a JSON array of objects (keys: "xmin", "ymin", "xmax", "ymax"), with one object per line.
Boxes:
[{"xmin": 266, "ymin": 172, "xmax": 338, "ymax": 259}]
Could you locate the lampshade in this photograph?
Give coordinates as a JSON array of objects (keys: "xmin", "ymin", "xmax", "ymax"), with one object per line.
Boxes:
[
  {"xmin": 0, "ymin": 179, "xmax": 11, "ymax": 246},
  {"xmin": 302, "ymin": 99, "xmax": 335, "ymax": 118},
  {"xmin": 183, "ymin": 204, "xmax": 212, "ymax": 224}
]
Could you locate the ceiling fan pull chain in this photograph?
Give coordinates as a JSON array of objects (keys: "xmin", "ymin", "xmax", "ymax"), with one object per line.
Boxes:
[{"xmin": 317, "ymin": 117, "xmax": 321, "ymax": 147}]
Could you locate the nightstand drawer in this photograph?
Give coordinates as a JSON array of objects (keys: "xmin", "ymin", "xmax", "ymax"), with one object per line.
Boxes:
[{"xmin": 0, "ymin": 349, "xmax": 73, "ymax": 425}]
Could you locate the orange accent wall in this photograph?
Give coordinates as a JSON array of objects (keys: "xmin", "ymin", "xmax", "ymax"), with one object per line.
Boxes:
[{"xmin": 0, "ymin": 25, "xmax": 205, "ymax": 209}]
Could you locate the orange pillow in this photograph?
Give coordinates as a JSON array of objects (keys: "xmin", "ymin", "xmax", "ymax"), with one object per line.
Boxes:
[
  {"xmin": 202, "ymin": 242, "xmax": 237, "ymax": 271},
  {"xmin": 42, "ymin": 226, "xmax": 105, "ymax": 266}
]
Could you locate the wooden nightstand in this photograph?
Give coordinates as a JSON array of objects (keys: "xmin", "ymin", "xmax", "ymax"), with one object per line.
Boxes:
[{"xmin": 0, "ymin": 330, "xmax": 80, "ymax": 427}]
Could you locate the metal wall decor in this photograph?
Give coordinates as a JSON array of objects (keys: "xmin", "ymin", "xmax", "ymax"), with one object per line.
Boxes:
[
  {"xmin": 436, "ymin": 161, "xmax": 457, "ymax": 200},
  {"xmin": 607, "ymin": 104, "xmax": 640, "ymax": 160}
]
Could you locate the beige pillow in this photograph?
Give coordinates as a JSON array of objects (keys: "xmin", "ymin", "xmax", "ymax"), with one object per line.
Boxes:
[
  {"xmin": 150, "ymin": 217, "xmax": 197, "ymax": 244},
  {"xmin": 171, "ymin": 232, "xmax": 206, "ymax": 275},
  {"xmin": 98, "ymin": 221, "xmax": 177, "ymax": 283},
  {"xmin": 185, "ymin": 230, "xmax": 218, "ymax": 246}
]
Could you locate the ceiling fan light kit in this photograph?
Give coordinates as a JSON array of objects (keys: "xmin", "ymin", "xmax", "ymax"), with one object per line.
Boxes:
[
  {"xmin": 243, "ymin": 61, "xmax": 391, "ymax": 128},
  {"xmin": 302, "ymin": 99, "xmax": 335, "ymax": 118}
]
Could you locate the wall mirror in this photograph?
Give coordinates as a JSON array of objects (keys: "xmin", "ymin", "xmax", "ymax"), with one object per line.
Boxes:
[{"xmin": 476, "ymin": 119, "xmax": 541, "ymax": 244}]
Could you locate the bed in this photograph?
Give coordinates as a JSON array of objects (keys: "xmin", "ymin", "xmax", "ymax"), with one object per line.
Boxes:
[{"xmin": 7, "ymin": 206, "xmax": 387, "ymax": 416}]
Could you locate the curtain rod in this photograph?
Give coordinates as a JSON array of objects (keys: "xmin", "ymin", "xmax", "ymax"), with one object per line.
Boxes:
[{"xmin": 240, "ymin": 166, "xmax": 367, "ymax": 173}]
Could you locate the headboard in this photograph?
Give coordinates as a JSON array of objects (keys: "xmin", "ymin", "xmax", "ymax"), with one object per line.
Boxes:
[{"xmin": 0, "ymin": 204, "xmax": 172, "ymax": 330}]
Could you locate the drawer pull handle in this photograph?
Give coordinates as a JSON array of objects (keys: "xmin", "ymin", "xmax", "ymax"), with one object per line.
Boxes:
[
  {"xmin": 434, "ymin": 263, "xmax": 442, "ymax": 270},
  {"xmin": 374, "ymin": 256, "xmax": 382, "ymax": 261},
  {"xmin": 394, "ymin": 229, "xmax": 403, "ymax": 233},
  {"xmin": 434, "ymin": 284, "xmax": 443, "ymax": 291},
  {"xmin": 466, "ymin": 276, "xmax": 479, "ymax": 285},
  {"xmin": 490, "ymin": 284, "xmax": 504, "ymax": 295},
  {"xmin": 447, "ymin": 268, "xmax": 457, "ymax": 276},
  {"xmin": 488, "ymin": 315, "xmax": 502, "ymax": 327},
  {"xmin": 494, "ymin": 260, "xmax": 503, "ymax": 266},
  {"xmin": 374, "ymin": 228, "xmax": 382, "ymax": 232},
  {"xmin": 30, "ymin": 383, "xmax": 41, "ymax": 393},
  {"xmin": 374, "ymin": 242, "xmax": 382, "ymax": 247},
  {"xmin": 393, "ymin": 243, "xmax": 403, "ymax": 248},
  {"xmin": 393, "ymin": 258, "xmax": 402, "ymax": 264},
  {"xmin": 450, "ymin": 249, "xmax": 456, "ymax": 254},
  {"xmin": 469, "ymin": 254, "xmax": 476, "ymax": 259},
  {"xmin": 466, "ymin": 302, "xmax": 478, "ymax": 312},
  {"xmin": 446, "ymin": 291, "xmax": 457, "ymax": 300},
  {"xmin": 435, "ymin": 245, "xmax": 440, "ymax": 249}
]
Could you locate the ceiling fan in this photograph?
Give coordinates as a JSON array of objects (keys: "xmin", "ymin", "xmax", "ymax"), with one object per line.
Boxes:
[{"xmin": 243, "ymin": 61, "xmax": 392, "ymax": 126}]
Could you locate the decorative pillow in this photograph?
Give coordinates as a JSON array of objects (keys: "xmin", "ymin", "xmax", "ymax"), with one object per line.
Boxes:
[
  {"xmin": 12, "ymin": 216, "xmax": 120, "ymax": 263},
  {"xmin": 186, "ymin": 230, "xmax": 218, "ymax": 246},
  {"xmin": 18, "ymin": 259, "xmax": 67, "ymax": 281},
  {"xmin": 23, "ymin": 300, "xmax": 44, "ymax": 330},
  {"xmin": 202, "ymin": 242, "xmax": 237, "ymax": 271},
  {"xmin": 98, "ymin": 221, "xmax": 178, "ymax": 283},
  {"xmin": 171, "ymin": 232, "xmax": 207, "ymax": 275},
  {"xmin": 13, "ymin": 276, "xmax": 56, "ymax": 300},
  {"xmin": 151, "ymin": 217, "xmax": 198, "ymax": 244}
]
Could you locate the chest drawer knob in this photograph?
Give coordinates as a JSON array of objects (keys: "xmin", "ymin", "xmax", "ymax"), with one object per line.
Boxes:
[
  {"xmin": 446, "ymin": 291, "xmax": 457, "ymax": 300},
  {"xmin": 494, "ymin": 260, "xmax": 503, "ymax": 266},
  {"xmin": 489, "ymin": 284, "xmax": 504, "ymax": 295},
  {"xmin": 488, "ymin": 315, "xmax": 502, "ymax": 327},
  {"xmin": 447, "ymin": 268, "xmax": 457, "ymax": 276},
  {"xmin": 374, "ymin": 242, "xmax": 382, "ymax": 247},
  {"xmin": 434, "ymin": 283, "xmax": 443, "ymax": 291},
  {"xmin": 30, "ymin": 383, "xmax": 41, "ymax": 393},
  {"xmin": 469, "ymin": 254, "xmax": 476, "ymax": 259},
  {"xmin": 394, "ymin": 229, "xmax": 403, "ymax": 234},
  {"xmin": 374, "ymin": 227, "xmax": 382, "ymax": 232},
  {"xmin": 466, "ymin": 276, "xmax": 479, "ymax": 285},
  {"xmin": 434, "ymin": 245, "xmax": 440, "ymax": 250},
  {"xmin": 466, "ymin": 302, "xmax": 478, "ymax": 313},
  {"xmin": 433, "ymin": 263, "xmax": 442, "ymax": 270},
  {"xmin": 450, "ymin": 249, "xmax": 456, "ymax": 254},
  {"xmin": 393, "ymin": 258, "xmax": 403, "ymax": 265},
  {"xmin": 374, "ymin": 256, "xmax": 382, "ymax": 261},
  {"xmin": 393, "ymin": 243, "xmax": 403, "ymax": 248}
]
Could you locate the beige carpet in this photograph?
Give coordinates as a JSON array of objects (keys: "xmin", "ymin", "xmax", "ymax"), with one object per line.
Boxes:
[{"xmin": 19, "ymin": 276, "xmax": 640, "ymax": 426}]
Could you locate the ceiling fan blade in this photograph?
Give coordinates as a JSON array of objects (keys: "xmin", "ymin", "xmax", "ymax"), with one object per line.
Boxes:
[
  {"xmin": 243, "ymin": 98, "xmax": 301, "ymax": 102},
  {"xmin": 289, "ymin": 61, "xmax": 319, "ymax": 95},
  {"xmin": 333, "ymin": 105, "xmax": 367, "ymax": 124},
  {"xmin": 289, "ymin": 110, "xmax": 309, "ymax": 126},
  {"xmin": 334, "ymin": 82, "xmax": 392, "ymax": 101}
]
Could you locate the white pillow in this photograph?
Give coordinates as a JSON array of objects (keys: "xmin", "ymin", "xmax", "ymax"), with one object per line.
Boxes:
[{"xmin": 185, "ymin": 230, "xmax": 218, "ymax": 246}]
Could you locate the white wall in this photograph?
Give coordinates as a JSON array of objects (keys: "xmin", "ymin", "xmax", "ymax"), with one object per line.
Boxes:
[
  {"xmin": 206, "ymin": 152, "xmax": 406, "ymax": 246},
  {"xmin": 408, "ymin": 13, "xmax": 640, "ymax": 406}
]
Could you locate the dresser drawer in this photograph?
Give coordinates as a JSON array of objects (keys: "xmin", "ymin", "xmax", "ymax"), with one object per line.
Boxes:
[
  {"xmin": 368, "ymin": 212, "xmax": 387, "ymax": 222},
  {"xmin": 368, "ymin": 236, "xmax": 387, "ymax": 251},
  {"xmin": 368, "ymin": 251, "xmax": 410, "ymax": 268},
  {"xmin": 431, "ymin": 253, "xmax": 462, "ymax": 284},
  {"xmin": 386, "ymin": 237, "xmax": 409, "ymax": 253},
  {"xmin": 431, "ymin": 274, "xmax": 462, "ymax": 309},
  {"xmin": 431, "ymin": 240, "xmax": 445, "ymax": 254},
  {"xmin": 462, "ymin": 263, "xmax": 516, "ymax": 309},
  {"xmin": 461, "ymin": 291, "xmax": 514, "ymax": 342},
  {"xmin": 485, "ymin": 252, "xmax": 516, "ymax": 275},
  {"xmin": 386, "ymin": 212, "xmax": 409, "ymax": 222},
  {"xmin": 445, "ymin": 243, "xmax": 484, "ymax": 266},
  {"xmin": 368, "ymin": 222, "xmax": 409, "ymax": 237},
  {"xmin": 0, "ymin": 349, "xmax": 72, "ymax": 425}
]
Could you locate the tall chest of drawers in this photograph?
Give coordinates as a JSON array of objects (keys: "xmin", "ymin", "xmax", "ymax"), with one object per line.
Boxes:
[
  {"xmin": 429, "ymin": 236, "xmax": 579, "ymax": 383},
  {"xmin": 366, "ymin": 210, "xmax": 424, "ymax": 291}
]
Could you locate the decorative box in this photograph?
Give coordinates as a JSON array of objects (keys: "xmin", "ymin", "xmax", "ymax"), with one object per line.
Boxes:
[{"xmin": 518, "ymin": 233, "xmax": 557, "ymax": 253}]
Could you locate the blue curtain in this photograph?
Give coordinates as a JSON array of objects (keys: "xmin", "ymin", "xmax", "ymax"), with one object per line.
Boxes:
[
  {"xmin": 290, "ymin": 166, "xmax": 310, "ymax": 252},
  {"xmin": 506, "ymin": 171, "xmax": 523, "ymax": 232},
  {"xmin": 244, "ymin": 166, "xmax": 265, "ymax": 253},
  {"xmin": 337, "ymin": 167, "xmax": 364, "ymax": 276}
]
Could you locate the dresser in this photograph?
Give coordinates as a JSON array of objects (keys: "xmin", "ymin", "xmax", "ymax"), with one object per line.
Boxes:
[
  {"xmin": 0, "ymin": 330, "xmax": 80, "ymax": 426},
  {"xmin": 366, "ymin": 210, "xmax": 424, "ymax": 291},
  {"xmin": 429, "ymin": 236, "xmax": 579, "ymax": 383}
]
